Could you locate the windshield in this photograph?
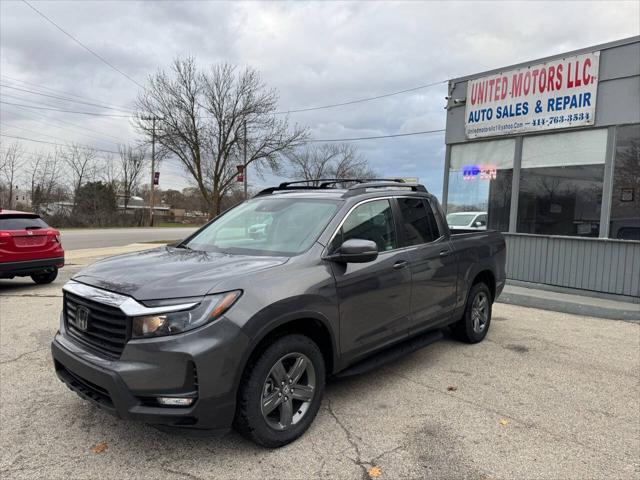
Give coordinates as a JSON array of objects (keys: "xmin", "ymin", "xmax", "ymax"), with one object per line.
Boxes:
[
  {"xmin": 185, "ymin": 197, "xmax": 341, "ymax": 256},
  {"xmin": 446, "ymin": 213, "xmax": 476, "ymax": 227}
]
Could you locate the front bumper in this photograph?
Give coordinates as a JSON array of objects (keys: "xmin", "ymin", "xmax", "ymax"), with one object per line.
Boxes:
[
  {"xmin": 0, "ymin": 256, "xmax": 64, "ymax": 278},
  {"xmin": 52, "ymin": 316, "xmax": 250, "ymax": 431}
]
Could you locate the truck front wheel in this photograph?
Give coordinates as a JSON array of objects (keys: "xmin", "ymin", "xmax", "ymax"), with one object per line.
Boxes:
[
  {"xmin": 453, "ymin": 282, "xmax": 492, "ymax": 343},
  {"xmin": 234, "ymin": 334, "xmax": 325, "ymax": 448}
]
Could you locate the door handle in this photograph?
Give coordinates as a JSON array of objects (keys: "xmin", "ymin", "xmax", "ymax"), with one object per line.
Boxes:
[
  {"xmin": 439, "ymin": 250, "xmax": 451, "ymax": 257},
  {"xmin": 393, "ymin": 260, "xmax": 408, "ymax": 270}
]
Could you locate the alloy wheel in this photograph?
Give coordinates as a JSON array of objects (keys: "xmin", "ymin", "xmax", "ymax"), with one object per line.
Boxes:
[
  {"xmin": 471, "ymin": 291, "xmax": 489, "ymax": 333},
  {"xmin": 261, "ymin": 352, "xmax": 316, "ymax": 431}
]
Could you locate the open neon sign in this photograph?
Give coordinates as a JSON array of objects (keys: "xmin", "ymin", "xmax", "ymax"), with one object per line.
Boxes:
[{"xmin": 462, "ymin": 164, "xmax": 497, "ymax": 181}]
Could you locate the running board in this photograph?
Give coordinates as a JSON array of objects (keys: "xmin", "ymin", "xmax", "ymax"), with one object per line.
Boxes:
[{"xmin": 334, "ymin": 329, "xmax": 444, "ymax": 379}]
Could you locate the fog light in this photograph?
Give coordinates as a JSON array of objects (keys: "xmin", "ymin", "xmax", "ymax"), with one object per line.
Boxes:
[{"xmin": 156, "ymin": 397, "xmax": 195, "ymax": 407}]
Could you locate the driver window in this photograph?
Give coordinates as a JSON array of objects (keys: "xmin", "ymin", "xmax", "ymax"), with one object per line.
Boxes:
[{"xmin": 331, "ymin": 199, "xmax": 397, "ymax": 253}]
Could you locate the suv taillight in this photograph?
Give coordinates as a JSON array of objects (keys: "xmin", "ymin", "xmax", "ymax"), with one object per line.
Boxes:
[{"xmin": 47, "ymin": 230, "xmax": 61, "ymax": 243}]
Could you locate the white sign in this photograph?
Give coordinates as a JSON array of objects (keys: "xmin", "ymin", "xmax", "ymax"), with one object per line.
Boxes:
[{"xmin": 464, "ymin": 51, "xmax": 600, "ymax": 139}]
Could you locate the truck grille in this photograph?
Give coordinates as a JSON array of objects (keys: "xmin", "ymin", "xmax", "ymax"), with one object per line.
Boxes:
[{"xmin": 64, "ymin": 291, "xmax": 130, "ymax": 358}]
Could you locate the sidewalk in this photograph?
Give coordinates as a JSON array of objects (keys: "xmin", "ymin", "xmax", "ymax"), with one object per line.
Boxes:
[
  {"xmin": 65, "ymin": 243, "xmax": 161, "ymax": 263},
  {"xmin": 498, "ymin": 283, "xmax": 640, "ymax": 321}
]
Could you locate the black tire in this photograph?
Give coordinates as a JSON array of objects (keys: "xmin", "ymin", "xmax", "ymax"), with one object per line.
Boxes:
[
  {"xmin": 234, "ymin": 334, "xmax": 325, "ymax": 448},
  {"xmin": 31, "ymin": 268, "xmax": 58, "ymax": 285},
  {"xmin": 453, "ymin": 282, "xmax": 492, "ymax": 343}
]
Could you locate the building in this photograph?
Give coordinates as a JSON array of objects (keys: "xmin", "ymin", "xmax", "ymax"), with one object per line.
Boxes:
[{"xmin": 443, "ymin": 36, "xmax": 639, "ymax": 302}]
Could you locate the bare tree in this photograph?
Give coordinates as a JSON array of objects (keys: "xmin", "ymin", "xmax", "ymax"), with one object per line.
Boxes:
[
  {"xmin": 62, "ymin": 144, "xmax": 96, "ymax": 209},
  {"xmin": 135, "ymin": 57, "xmax": 308, "ymax": 217},
  {"xmin": 100, "ymin": 155, "xmax": 120, "ymax": 192},
  {"xmin": 286, "ymin": 143, "xmax": 376, "ymax": 185},
  {"xmin": 0, "ymin": 142, "xmax": 23, "ymax": 209},
  {"xmin": 118, "ymin": 145, "xmax": 147, "ymax": 211},
  {"xmin": 27, "ymin": 150, "xmax": 64, "ymax": 213}
]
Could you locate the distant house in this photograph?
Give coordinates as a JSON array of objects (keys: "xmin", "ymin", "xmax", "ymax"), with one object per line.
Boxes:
[
  {"xmin": 14, "ymin": 190, "xmax": 31, "ymax": 208},
  {"xmin": 117, "ymin": 195, "xmax": 170, "ymax": 215},
  {"xmin": 41, "ymin": 201, "xmax": 74, "ymax": 216}
]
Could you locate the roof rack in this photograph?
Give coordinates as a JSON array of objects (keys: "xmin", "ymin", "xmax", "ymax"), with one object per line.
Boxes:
[
  {"xmin": 342, "ymin": 181, "xmax": 428, "ymax": 198},
  {"xmin": 254, "ymin": 178, "xmax": 408, "ymax": 197}
]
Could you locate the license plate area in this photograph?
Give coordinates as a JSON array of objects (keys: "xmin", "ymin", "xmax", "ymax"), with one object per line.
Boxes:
[{"xmin": 14, "ymin": 236, "xmax": 47, "ymax": 247}]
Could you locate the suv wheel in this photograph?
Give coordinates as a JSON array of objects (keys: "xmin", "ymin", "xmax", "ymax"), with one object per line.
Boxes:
[
  {"xmin": 31, "ymin": 268, "xmax": 58, "ymax": 285},
  {"xmin": 453, "ymin": 282, "xmax": 492, "ymax": 343},
  {"xmin": 234, "ymin": 334, "xmax": 325, "ymax": 448}
]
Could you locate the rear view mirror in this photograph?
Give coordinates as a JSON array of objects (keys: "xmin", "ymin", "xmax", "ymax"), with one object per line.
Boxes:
[{"xmin": 327, "ymin": 239, "xmax": 378, "ymax": 263}]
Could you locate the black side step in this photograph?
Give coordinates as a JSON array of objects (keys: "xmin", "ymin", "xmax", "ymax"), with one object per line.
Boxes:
[{"xmin": 334, "ymin": 329, "xmax": 444, "ymax": 379}]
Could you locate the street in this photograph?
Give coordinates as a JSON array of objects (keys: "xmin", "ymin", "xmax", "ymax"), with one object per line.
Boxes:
[
  {"xmin": 0, "ymin": 247, "xmax": 638, "ymax": 479},
  {"xmin": 58, "ymin": 227, "xmax": 198, "ymax": 250}
]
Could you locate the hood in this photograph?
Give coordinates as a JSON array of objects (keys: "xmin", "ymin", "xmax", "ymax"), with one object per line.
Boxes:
[{"xmin": 72, "ymin": 246, "xmax": 288, "ymax": 300}]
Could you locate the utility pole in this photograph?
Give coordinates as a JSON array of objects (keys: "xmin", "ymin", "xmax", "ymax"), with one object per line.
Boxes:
[
  {"xmin": 142, "ymin": 115, "xmax": 159, "ymax": 226},
  {"xmin": 243, "ymin": 120, "xmax": 248, "ymax": 200}
]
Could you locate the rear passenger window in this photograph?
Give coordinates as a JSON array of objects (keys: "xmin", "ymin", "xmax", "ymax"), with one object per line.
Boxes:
[
  {"xmin": 331, "ymin": 199, "xmax": 397, "ymax": 253},
  {"xmin": 397, "ymin": 198, "xmax": 440, "ymax": 245},
  {"xmin": 0, "ymin": 215, "xmax": 48, "ymax": 230}
]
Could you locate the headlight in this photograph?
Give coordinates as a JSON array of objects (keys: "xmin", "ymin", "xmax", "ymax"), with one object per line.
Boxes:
[{"xmin": 132, "ymin": 290, "xmax": 241, "ymax": 338}]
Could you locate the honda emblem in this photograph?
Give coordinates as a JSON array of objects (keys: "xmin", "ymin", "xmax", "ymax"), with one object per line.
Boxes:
[{"xmin": 75, "ymin": 306, "xmax": 90, "ymax": 331}]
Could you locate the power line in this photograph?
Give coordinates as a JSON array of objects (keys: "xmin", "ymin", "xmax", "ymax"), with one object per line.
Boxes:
[
  {"xmin": 0, "ymin": 84, "xmax": 135, "ymax": 113},
  {"xmin": 307, "ymin": 128, "xmax": 445, "ymax": 142},
  {"xmin": 1, "ymin": 134, "xmax": 120, "ymax": 154},
  {"xmin": 2, "ymin": 103, "xmax": 129, "ymax": 143},
  {"xmin": 1, "ymin": 127, "xmax": 445, "ymax": 157},
  {"xmin": 0, "ymin": 122, "xmax": 89, "ymax": 144},
  {"xmin": 0, "ymin": 74, "xmax": 136, "ymax": 111},
  {"xmin": 1, "ymin": 100, "xmax": 132, "ymax": 117},
  {"xmin": 273, "ymin": 80, "xmax": 447, "ymax": 114},
  {"xmin": 21, "ymin": 0, "xmax": 145, "ymax": 90}
]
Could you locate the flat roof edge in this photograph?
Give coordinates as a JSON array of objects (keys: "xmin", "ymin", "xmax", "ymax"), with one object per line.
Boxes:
[{"xmin": 448, "ymin": 35, "xmax": 640, "ymax": 84}]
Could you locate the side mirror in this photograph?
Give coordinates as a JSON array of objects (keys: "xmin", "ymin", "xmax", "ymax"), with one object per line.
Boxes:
[{"xmin": 327, "ymin": 239, "xmax": 378, "ymax": 263}]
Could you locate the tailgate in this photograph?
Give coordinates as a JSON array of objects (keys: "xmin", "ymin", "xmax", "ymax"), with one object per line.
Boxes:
[{"xmin": 9, "ymin": 230, "xmax": 49, "ymax": 248}]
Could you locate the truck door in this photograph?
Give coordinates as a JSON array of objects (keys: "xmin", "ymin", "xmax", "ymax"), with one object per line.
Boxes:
[
  {"xmin": 328, "ymin": 199, "xmax": 412, "ymax": 363},
  {"xmin": 395, "ymin": 197, "xmax": 458, "ymax": 333}
]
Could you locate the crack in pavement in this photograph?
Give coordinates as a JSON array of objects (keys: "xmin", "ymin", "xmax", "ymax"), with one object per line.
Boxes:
[
  {"xmin": 0, "ymin": 346, "xmax": 48, "ymax": 365},
  {"xmin": 159, "ymin": 465, "xmax": 206, "ymax": 480},
  {"xmin": 325, "ymin": 397, "xmax": 405, "ymax": 479}
]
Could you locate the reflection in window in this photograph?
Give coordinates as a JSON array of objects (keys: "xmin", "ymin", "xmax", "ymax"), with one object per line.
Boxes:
[
  {"xmin": 446, "ymin": 139, "xmax": 514, "ymax": 232},
  {"xmin": 331, "ymin": 200, "xmax": 397, "ymax": 253},
  {"xmin": 610, "ymin": 124, "xmax": 640, "ymax": 241},
  {"xmin": 397, "ymin": 198, "xmax": 440, "ymax": 244},
  {"xmin": 517, "ymin": 129, "xmax": 607, "ymax": 237}
]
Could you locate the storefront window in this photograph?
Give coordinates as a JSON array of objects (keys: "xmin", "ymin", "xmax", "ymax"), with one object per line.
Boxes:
[
  {"xmin": 517, "ymin": 129, "xmax": 607, "ymax": 237},
  {"xmin": 446, "ymin": 139, "xmax": 515, "ymax": 231},
  {"xmin": 610, "ymin": 124, "xmax": 640, "ymax": 241}
]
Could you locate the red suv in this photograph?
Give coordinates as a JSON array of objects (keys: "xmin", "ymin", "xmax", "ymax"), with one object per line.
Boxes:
[{"xmin": 0, "ymin": 210, "xmax": 64, "ymax": 284}]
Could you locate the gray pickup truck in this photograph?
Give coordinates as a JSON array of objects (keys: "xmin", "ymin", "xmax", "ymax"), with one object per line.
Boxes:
[{"xmin": 51, "ymin": 180, "xmax": 506, "ymax": 447}]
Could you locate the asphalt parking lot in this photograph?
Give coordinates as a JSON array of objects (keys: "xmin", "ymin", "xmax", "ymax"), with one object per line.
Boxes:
[{"xmin": 1, "ymin": 248, "xmax": 638, "ymax": 479}]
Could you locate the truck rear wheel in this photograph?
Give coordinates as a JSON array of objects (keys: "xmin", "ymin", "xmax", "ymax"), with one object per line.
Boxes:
[
  {"xmin": 31, "ymin": 268, "xmax": 58, "ymax": 285},
  {"xmin": 234, "ymin": 334, "xmax": 325, "ymax": 448},
  {"xmin": 453, "ymin": 282, "xmax": 492, "ymax": 343}
]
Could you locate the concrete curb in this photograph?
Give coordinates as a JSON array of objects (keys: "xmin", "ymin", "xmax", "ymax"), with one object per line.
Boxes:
[{"xmin": 498, "ymin": 285, "xmax": 640, "ymax": 321}]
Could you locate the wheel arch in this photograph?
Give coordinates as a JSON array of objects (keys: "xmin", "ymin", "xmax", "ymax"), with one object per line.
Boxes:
[
  {"xmin": 233, "ymin": 313, "xmax": 338, "ymax": 397},
  {"xmin": 471, "ymin": 269, "xmax": 496, "ymax": 301}
]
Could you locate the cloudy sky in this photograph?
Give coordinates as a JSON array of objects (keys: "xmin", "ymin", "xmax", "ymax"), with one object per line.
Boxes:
[{"xmin": 1, "ymin": 0, "xmax": 639, "ymax": 198}]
